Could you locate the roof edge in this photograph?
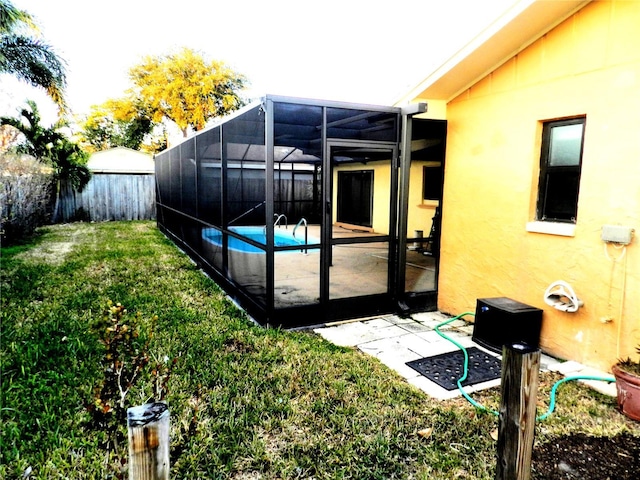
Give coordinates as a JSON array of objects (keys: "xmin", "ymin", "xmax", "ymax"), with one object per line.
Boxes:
[{"xmin": 396, "ymin": 0, "xmax": 590, "ymax": 105}]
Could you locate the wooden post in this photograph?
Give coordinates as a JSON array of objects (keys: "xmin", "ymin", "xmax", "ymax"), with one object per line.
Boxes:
[
  {"xmin": 127, "ymin": 402, "xmax": 170, "ymax": 480},
  {"xmin": 495, "ymin": 343, "xmax": 541, "ymax": 480}
]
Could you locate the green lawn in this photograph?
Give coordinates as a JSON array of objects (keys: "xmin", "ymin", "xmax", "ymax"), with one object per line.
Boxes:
[{"xmin": 1, "ymin": 221, "xmax": 637, "ymax": 479}]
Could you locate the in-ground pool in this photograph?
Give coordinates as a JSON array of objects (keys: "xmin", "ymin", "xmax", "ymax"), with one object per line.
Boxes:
[{"xmin": 202, "ymin": 227, "xmax": 318, "ymax": 254}]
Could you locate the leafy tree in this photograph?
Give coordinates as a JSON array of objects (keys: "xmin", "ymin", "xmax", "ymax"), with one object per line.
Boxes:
[
  {"xmin": 1, "ymin": 100, "xmax": 90, "ymax": 191},
  {"xmin": 128, "ymin": 47, "xmax": 246, "ymax": 137},
  {"xmin": 79, "ymin": 97, "xmax": 165, "ymax": 153},
  {"xmin": 0, "ymin": 0, "xmax": 67, "ymax": 112}
]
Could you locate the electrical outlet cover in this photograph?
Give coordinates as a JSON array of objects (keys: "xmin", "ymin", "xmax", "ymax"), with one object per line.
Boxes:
[{"xmin": 601, "ymin": 225, "xmax": 634, "ymax": 245}]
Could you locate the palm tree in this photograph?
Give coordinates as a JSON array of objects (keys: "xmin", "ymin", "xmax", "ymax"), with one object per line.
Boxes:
[
  {"xmin": 1, "ymin": 100, "xmax": 90, "ymax": 189},
  {"xmin": 1, "ymin": 100, "xmax": 90, "ymax": 221},
  {"xmin": 0, "ymin": 0, "xmax": 67, "ymax": 111}
]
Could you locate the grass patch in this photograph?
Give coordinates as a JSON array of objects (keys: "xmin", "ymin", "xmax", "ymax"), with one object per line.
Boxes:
[{"xmin": 1, "ymin": 221, "xmax": 638, "ymax": 479}]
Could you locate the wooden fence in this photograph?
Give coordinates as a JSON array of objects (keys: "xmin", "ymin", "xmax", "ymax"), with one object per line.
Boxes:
[{"xmin": 55, "ymin": 173, "xmax": 156, "ymax": 223}]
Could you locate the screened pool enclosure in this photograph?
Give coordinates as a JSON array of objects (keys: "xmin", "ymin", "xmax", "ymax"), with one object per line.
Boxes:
[{"xmin": 155, "ymin": 96, "xmax": 446, "ymax": 327}]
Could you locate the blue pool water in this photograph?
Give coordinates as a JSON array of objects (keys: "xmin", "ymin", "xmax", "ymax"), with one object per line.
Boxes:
[{"xmin": 202, "ymin": 227, "xmax": 317, "ymax": 254}]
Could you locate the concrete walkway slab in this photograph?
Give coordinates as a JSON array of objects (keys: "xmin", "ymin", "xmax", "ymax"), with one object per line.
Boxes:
[
  {"xmin": 314, "ymin": 311, "xmax": 616, "ymax": 400},
  {"xmin": 316, "ymin": 319, "xmax": 406, "ymax": 347},
  {"xmin": 315, "ymin": 312, "xmax": 500, "ymax": 400}
]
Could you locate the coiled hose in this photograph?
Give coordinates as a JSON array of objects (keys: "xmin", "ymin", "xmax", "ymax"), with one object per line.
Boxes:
[{"xmin": 434, "ymin": 312, "xmax": 616, "ymax": 421}]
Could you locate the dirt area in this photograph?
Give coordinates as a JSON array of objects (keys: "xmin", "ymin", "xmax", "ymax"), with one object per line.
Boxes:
[
  {"xmin": 532, "ymin": 432, "xmax": 639, "ymax": 479},
  {"xmin": 15, "ymin": 225, "xmax": 85, "ymax": 265}
]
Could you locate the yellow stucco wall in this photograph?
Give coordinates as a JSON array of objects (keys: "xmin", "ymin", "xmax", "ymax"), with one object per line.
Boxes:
[
  {"xmin": 436, "ymin": 0, "xmax": 640, "ymax": 371},
  {"xmin": 407, "ymin": 162, "xmax": 440, "ymax": 236}
]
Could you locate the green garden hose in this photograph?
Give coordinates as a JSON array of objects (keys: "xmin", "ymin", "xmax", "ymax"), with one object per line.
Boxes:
[{"xmin": 434, "ymin": 312, "xmax": 616, "ymax": 421}]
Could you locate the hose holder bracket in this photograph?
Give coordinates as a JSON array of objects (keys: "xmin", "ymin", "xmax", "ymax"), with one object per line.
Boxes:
[{"xmin": 544, "ymin": 280, "xmax": 583, "ymax": 313}]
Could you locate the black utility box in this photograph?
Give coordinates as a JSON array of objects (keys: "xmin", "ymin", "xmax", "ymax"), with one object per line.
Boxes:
[{"xmin": 472, "ymin": 297, "xmax": 543, "ymax": 353}]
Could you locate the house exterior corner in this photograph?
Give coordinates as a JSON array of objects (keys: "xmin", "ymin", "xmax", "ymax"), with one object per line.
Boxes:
[{"xmin": 405, "ymin": 0, "xmax": 640, "ymax": 371}]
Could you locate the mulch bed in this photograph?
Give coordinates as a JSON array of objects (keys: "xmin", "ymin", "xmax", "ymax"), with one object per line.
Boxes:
[{"xmin": 532, "ymin": 432, "xmax": 640, "ymax": 479}]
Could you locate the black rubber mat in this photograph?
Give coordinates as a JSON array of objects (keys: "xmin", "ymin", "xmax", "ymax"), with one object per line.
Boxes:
[{"xmin": 406, "ymin": 347, "xmax": 502, "ymax": 391}]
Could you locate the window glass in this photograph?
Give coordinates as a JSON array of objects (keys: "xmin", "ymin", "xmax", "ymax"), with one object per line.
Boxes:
[{"xmin": 549, "ymin": 123, "xmax": 583, "ymax": 166}]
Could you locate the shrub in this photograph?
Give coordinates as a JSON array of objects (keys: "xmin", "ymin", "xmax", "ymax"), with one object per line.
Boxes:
[
  {"xmin": 0, "ymin": 154, "xmax": 54, "ymax": 245},
  {"xmin": 88, "ymin": 301, "xmax": 175, "ymax": 476}
]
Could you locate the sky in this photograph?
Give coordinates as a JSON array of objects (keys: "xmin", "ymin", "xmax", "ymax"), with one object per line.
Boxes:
[{"xmin": 1, "ymin": 0, "xmax": 518, "ymax": 127}]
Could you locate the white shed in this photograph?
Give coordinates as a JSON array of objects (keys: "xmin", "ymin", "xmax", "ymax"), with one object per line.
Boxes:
[{"xmin": 87, "ymin": 147, "xmax": 155, "ymax": 174}]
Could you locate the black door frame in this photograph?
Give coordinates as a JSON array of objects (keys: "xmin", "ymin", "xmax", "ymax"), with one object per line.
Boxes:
[{"xmin": 321, "ymin": 140, "xmax": 399, "ymax": 315}]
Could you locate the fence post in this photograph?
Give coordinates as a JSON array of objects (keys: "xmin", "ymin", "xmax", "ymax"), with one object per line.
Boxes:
[
  {"xmin": 495, "ymin": 343, "xmax": 541, "ymax": 480},
  {"xmin": 127, "ymin": 402, "xmax": 170, "ymax": 480}
]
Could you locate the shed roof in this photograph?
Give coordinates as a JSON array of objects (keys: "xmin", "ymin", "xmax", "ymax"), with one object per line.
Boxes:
[
  {"xmin": 87, "ymin": 147, "xmax": 155, "ymax": 174},
  {"xmin": 397, "ymin": 0, "xmax": 589, "ymax": 105}
]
